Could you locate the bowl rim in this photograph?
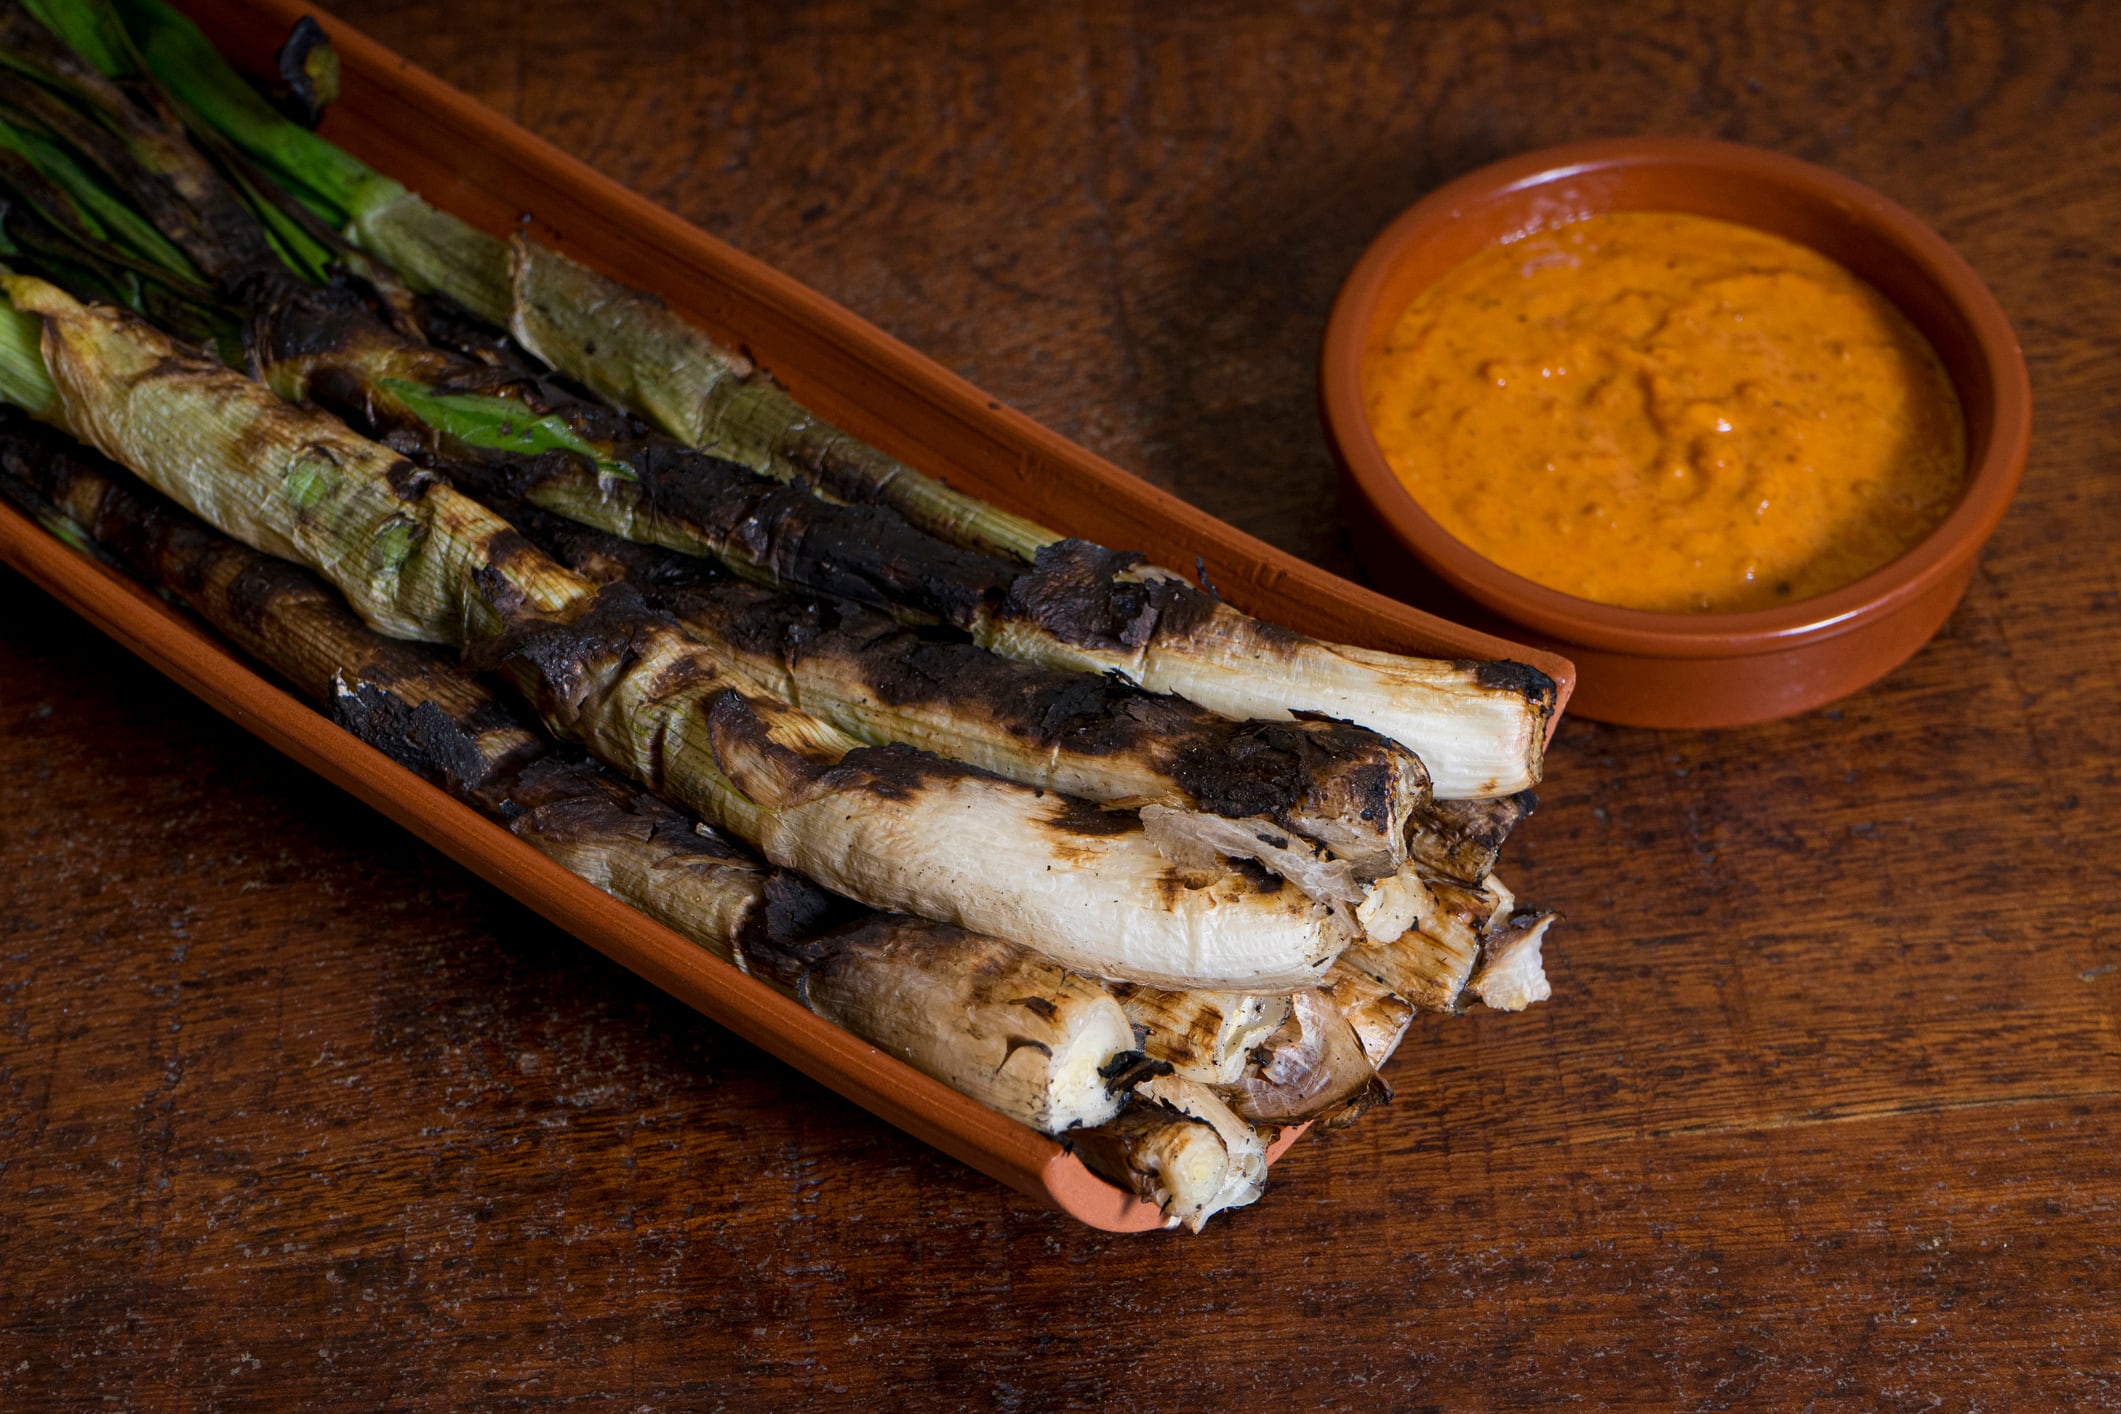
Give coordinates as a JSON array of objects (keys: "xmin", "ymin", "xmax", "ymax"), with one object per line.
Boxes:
[{"xmin": 1320, "ymin": 136, "xmax": 2032, "ymax": 661}]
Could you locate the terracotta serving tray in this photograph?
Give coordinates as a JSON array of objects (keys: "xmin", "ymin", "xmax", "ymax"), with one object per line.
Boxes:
[{"xmin": 0, "ymin": 0, "xmax": 1575, "ymax": 1232}]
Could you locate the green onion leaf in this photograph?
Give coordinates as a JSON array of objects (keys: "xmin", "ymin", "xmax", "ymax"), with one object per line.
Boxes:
[{"xmin": 379, "ymin": 378, "xmax": 637, "ymax": 483}]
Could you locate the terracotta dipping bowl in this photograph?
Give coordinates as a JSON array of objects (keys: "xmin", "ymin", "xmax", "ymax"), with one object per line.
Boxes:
[{"xmin": 1320, "ymin": 138, "xmax": 2030, "ymax": 728}]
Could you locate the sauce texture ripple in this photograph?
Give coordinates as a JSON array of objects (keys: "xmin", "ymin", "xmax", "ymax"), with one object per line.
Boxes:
[{"xmin": 1363, "ymin": 211, "xmax": 1966, "ymax": 613}]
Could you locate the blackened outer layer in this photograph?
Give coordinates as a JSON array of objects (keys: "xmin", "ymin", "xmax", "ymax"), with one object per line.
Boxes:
[
  {"xmin": 1405, "ymin": 791, "xmax": 1538, "ymax": 886},
  {"xmin": 251, "ymin": 281, "xmax": 1017, "ymax": 628},
  {"xmin": 998, "ymin": 539, "xmax": 1556, "ymax": 716},
  {"xmin": 648, "ymin": 580, "xmax": 1419, "ymax": 828}
]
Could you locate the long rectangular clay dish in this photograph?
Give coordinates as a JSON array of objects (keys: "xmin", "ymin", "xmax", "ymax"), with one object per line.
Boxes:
[{"xmin": 7, "ymin": 0, "xmax": 1577, "ymax": 1230}]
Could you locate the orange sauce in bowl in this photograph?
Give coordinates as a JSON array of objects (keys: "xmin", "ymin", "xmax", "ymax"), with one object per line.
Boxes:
[{"xmin": 1362, "ymin": 211, "xmax": 1966, "ymax": 613}]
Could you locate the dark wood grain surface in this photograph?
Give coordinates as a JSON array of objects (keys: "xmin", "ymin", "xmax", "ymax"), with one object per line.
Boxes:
[{"xmin": 4, "ymin": 0, "xmax": 2117, "ymax": 1406}]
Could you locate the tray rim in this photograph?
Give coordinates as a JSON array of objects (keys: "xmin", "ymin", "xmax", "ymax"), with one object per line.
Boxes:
[{"xmin": 0, "ymin": 0, "xmax": 1577, "ymax": 1231}]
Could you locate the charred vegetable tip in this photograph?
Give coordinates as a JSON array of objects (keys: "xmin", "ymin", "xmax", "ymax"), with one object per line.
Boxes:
[{"xmin": 273, "ymin": 16, "xmax": 338, "ymax": 129}]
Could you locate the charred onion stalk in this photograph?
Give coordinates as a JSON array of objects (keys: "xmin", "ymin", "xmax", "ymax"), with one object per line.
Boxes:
[
  {"xmin": 745, "ymin": 919, "xmax": 1139, "ymax": 1136},
  {"xmin": 104, "ymin": 0, "xmax": 1553, "ymax": 799},
  {"xmin": 493, "ymin": 497, "xmax": 1428, "ymax": 879},
  {"xmin": 0, "ymin": 416, "xmax": 1151, "ymax": 1134},
  {"xmin": 1072, "ymin": 1074, "xmax": 1269, "ymax": 1233},
  {"xmin": 0, "ymin": 277, "xmax": 1388, "ymax": 989}
]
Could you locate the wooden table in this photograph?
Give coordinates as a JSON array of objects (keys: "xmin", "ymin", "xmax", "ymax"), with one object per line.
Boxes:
[{"xmin": 4, "ymin": 1, "xmax": 2115, "ymax": 1404}]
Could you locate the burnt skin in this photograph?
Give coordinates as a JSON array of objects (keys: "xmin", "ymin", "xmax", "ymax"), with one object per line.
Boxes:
[
  {"xmin": 1406, "ymin": 790, "xmax": 1537, "ymax": 885},
  {"xmin": 997, "ymin": 539, "xmax": 1280, "ymax": 655},
  {"xmin": 248, "ymin": 276, "xmax": 401, "ymax": 366},
  {"xmin": 217, "ymin": 556, "xmax": 333, "ymax": 639},
  {"xmin": 411, "ymin": 293, "xmax": 528, "ymax": 365},
  {"xmin": 476, "ymin": 526, "xmax": 555, "ymax": 588},
  {"xmin": 758, "ymin": 871, "xmax": 858, "ymax": 950},
  {"xmin": 999, "ymin": 539, "xmax": 1162, "ymax": 650},
  {"xmin": 381, "ymin": 455, "xmax": 436, "ymax": 502},
  {"xmin": 1044, "ymin": 795, "xmax": 1145, "ymax": 838},
  {"xmin": 1000, "ymin": 1037, "xmax": 1055, "ymax": 1067},
  {"xmin": 1097, "ymin": 1051, "xmax": 1175, "ymax": 1089},
  {"xmin": 1170, "ymin": 721, "xmax": 1368, "ymax": 822},
  {"xmin": 498, "ymin": 494, "xmax": 717, "ymax": 589},
  {"xmin": 1472, "ymin": 657, "xmax": 1558, "ymax": 710},
  {"xmin": 654, "ymin": 580, "xmax": 1199, "ymax": 760},
  {"xmin": 701, "ymin": 688, "xmax": 833, "ymax": 807},
  {"xmin": 483, "ymin": 580, "xmax": 661, "ymax": 697},
  {"xmin": 815, "ymin": 741, "xmax": 978, "ymax": 804},
  {"xmin": 503, "ymin": 759, "xmax": 771, "ymax": 869},
  {"xmin": 334, "ymin": 681, "xmax": 520, "ymax": 795},
  {"xmin": 636, "ymin": 444, "xmax": 1013, "ymax": 627},
  {"xmin": 1227, "ymin": 858, "xmax": 1287, "ymax": 894}
]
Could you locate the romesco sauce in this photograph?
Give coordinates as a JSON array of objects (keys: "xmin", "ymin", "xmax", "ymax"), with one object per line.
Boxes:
[{"xmin": 1362, "ymin": 211, "xmax": 1966, "ymax": 613}]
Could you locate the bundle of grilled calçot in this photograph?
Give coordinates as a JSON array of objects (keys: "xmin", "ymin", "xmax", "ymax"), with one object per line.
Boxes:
[{"xmin": 0, "ymin": 0, "xmax": 1558, "ymax": 1229}]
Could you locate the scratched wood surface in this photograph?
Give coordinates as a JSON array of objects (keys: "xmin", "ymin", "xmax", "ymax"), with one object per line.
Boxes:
[{"xmin": 2, "ymin": 0, "xmax": 2117, "ymax": 1406}]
